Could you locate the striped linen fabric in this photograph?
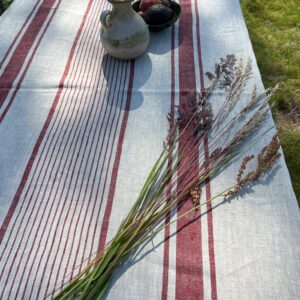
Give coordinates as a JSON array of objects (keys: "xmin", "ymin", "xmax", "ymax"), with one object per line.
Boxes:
[{"xmin": 0, "ymin": 0, "xmax": 299, "ymax": 299}]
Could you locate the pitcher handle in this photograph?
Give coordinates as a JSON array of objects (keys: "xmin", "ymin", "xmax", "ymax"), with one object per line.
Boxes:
[{"xmin": 100, "ymin": 10, "xmax": 113, "ymax": 31}]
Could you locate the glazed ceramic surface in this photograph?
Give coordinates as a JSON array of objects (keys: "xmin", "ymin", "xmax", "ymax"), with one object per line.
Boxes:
[{"xmin": 100, "ymin": 0, "xmax": 150, "ymax": 60}]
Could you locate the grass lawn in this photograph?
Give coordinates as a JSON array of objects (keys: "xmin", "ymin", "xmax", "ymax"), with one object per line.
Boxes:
[
  {"xmin": 0, "ymin": 1, "xmax": 12, "ymax": 15},
  {"xmin": 241, "ymin": 0, "xmax": 300, "ymax": 204},
  {"xmin": 1, "ymin": 0, "xmax": 299, "ymax": 203}
]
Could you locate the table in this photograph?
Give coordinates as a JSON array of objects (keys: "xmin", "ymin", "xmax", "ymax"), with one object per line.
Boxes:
[{"xmin": 0, "ymin": 0, "xmax": 299, "ymax": 299}]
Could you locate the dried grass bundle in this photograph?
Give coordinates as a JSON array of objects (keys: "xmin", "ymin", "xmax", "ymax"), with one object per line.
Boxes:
[{"xmin": 51, "ymin": 56, "xmax": 280, "ymax": 300}]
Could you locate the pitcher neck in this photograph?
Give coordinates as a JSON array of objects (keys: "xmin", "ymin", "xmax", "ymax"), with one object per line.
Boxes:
[{"xmin": 111, "ymin": 1, "xmax": 132, "ymax": 15}]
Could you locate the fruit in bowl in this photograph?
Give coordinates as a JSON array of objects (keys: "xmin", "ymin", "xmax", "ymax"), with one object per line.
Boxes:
[
  {"xmin": 139, "ymin": 0, "xmax": 163, "ymax": 12},
  {"xmin": 143, "ymin": 4, "xmax": 174, "ymax": 25},
  {"xmin": 132, "ymin": 0, "xmax": 181, "ymax": 32}
]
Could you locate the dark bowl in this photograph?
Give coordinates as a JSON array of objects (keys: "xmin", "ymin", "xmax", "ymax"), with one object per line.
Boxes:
[{"xmin": 132, "ymin": 1, "xmax": 181, "ymax": 32}]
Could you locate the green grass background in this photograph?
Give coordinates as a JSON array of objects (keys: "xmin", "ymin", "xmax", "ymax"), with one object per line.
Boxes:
[
  {"xmin": 1, "ymin": 0, "xmax": 299, "ymax": 203},
  {"xmin": 241, "ymin": 0, "xmax": 300, "ymax": 204},
  {"xmin": 0, "ymin": 1, "xmax": 12, "ymax": 14}
]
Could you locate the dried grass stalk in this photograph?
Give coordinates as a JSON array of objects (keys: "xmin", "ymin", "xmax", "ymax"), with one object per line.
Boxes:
[{"xmin": 50, "ymin": 56, "xmax": 280, "ymax": 300}]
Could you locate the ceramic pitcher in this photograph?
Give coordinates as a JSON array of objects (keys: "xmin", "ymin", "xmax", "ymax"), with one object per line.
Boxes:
[{"xmin": 100, "ymin": 0, "xmax": 150, "ymax": 60}]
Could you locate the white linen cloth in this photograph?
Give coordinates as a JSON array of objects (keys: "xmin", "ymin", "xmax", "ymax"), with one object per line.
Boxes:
[{"xmin": 0, "ymin": 0, "xmax": 299, "ymax": 299}]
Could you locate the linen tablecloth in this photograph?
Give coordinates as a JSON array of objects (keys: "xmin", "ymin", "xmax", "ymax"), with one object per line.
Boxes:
[{"xmin": 0, "ymin": 0, "xmax": 299, "ymax": 299}]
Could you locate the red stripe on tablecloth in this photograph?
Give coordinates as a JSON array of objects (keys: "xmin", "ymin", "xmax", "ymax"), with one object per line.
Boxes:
[
  {"xmin": 48, "ymin": 59, "xmax": 124, "ymax": 295},
  {"xmin": 0, "ymin": 0, "xmax": 84, "ymax": 246},
  {"xmin": 40, "ymin": 56, "xmax": 120, "ymax": 298},
  {"xmin": 97, "ymin": 60, "xmax": 135, "ymax": 252},
  {"xmin": 0, "ymin": 0, "xmax": 94, "ymax": 258},
  {"xmin": 0, "ymin": 0, "xmax": 93, "ymax": 297},
  {"xmin": 0, "ymin": 0, "xmax": 63, "ymax": 123},
  {"xmin": 0, "ymin": 0, "xmax": 43, "ymax": 69},
  {"xmin": 0, "ymin": 3, "xmax": 134, "ymax": 299},
  {"xmin": 85, "ymin": 62, "xmax": 129, "ymax": 265},
  {"xmin": 44, "ymin": 53, "xmax": 116, "ymax": 295},
  {"xmin": 24, "ymin": 4, "xmax": 109, "ymax": 299},
  {"xmin": 69, "ymin": 61, "xmax": 127, "ymax": 276},
  {"xmin": 194, "ymin": 0, "xmax": 218, "ymax": 298},
  {"xmin": 83, "ymin": 59, "xmax": 128, "ymax": 266},
  {"xmin": 175, "ymin": 0, "xmax": 204, "ymax": 298},
  {"xmin": 161, "ymin": 25, "xmax": 175, "ymax": 300},
  {"xmin": 83, "ymin": 62, "xmax": 129, "ymax": 270},
  {"xmin": 16, "ymin": 2, "xmax": 107, "ymax": 297},
  {"xmin": 76, "ymin": 59, "xmax": 125, "ymax": 274},
  {"xmin": 0, "ymin": 0, "xmax": 97, "ymax": 267}
]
